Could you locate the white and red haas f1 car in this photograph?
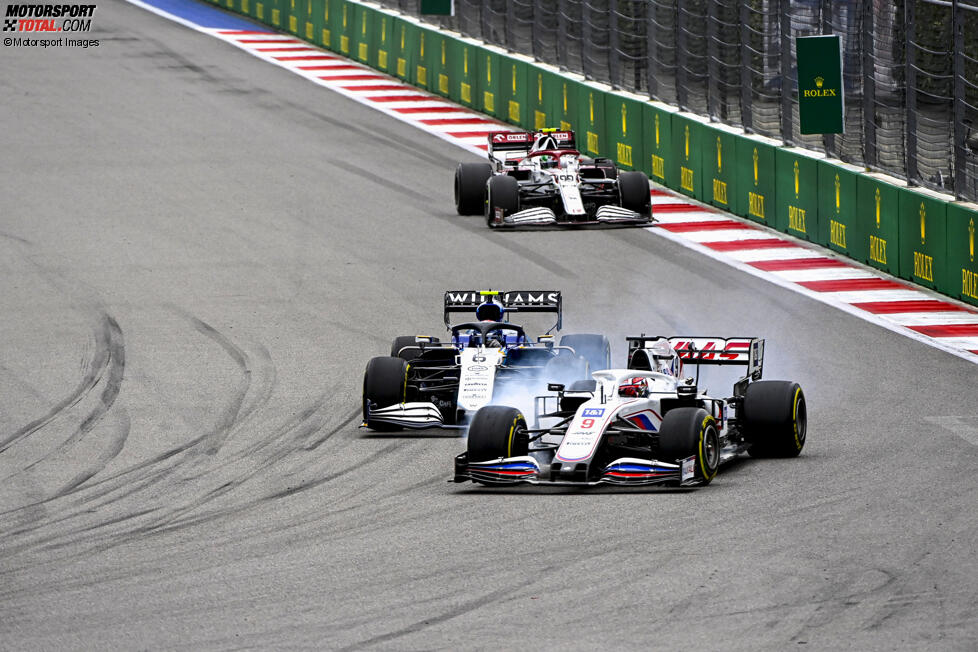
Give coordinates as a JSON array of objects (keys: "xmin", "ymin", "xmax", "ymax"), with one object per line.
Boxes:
[
  {"xmin": 453, "ymin": 335, "xmax": 807, "ymax": 487},
  {"xmin": 454, "ymin": 129, "xmax": 653, "ymax": 228}
]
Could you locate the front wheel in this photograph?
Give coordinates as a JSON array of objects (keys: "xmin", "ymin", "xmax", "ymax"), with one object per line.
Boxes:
[
  {"xmin": 455, "ymin": 163, "xmax": 492, "ymax": 215},
  {"xmin": 742, "ymin": 381, "xmax": 807, "ymax": 457},
  {"xmin": 657, "ymin": 407, "xmax": 720, "ymax": 484},
  {"xmin": 467, "ymin": 405, "xmax": 529, "ymax": 463},
  {"xmin": 362, "ymin": 356, "xmax": 409, "ymax": 431},
  {"xmin": 486, "ymin": 175, "xmax": 520, "ymax": 228},
  {"xmin": 618, "ymin": 170, "xmax": 651, "ymax": 217}
]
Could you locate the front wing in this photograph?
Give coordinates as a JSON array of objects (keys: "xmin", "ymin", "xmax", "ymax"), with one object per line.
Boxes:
[{"xmin": 453, "ymin": 454, "xmax": 703, "ymax": 486}]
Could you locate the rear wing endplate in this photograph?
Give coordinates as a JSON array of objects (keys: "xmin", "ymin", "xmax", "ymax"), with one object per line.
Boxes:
[
  {"xmin": 444, "ymin": 290, "xmax": 562, "ymax": 332},
  {"xmin": 626, "ymin": 335, "xmax": 764, "ymax": 379}
]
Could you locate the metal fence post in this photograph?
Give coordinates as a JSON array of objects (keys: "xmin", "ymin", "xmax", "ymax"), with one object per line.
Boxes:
[
  {"xmin": 740, "ymin": 0, "xmax": 752, "ymax": 132},
  {"xmin": 821, "ymin": 0, "xmax": 835, "ymax": 156},
  {"xmin": 952, "ymin": 0, "xmax": 966, "ymax": 199},
  {"xmin": 706, "ymin": 0, "xmax": 718, "ymax": 120},
  {"xmin": 861, "ymin": 0, "xmax": 877, "ymax": 168},
  {"xmin": 905, "ymin": 0, "xmax": 918, "ymax": 186},
  {"xmin": 609, "ymin": 0, "xmax": 621, "ymax": 89},
  {"xmin": 646, "ymin": 3, "xmax": 658, "ymax": 98},
  {"xmin": 779, "ymin": 0, "xmax": 793, "ymax": 144},
  {"xmin": 676, "ymin": 0, "xmax": 688, "ymax": 110}
]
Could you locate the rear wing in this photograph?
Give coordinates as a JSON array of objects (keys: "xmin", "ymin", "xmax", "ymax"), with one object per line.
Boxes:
[
  {"xmin": 488, "ymin": 129, "xmax": 577, "ymax": 167},
  {"xmin": 444, "ymin": 290, "xmax": 562, "ymax": 332},
  {"xmin": 626, "ymin": 336, "xmax": 764, "ymax": 379}
]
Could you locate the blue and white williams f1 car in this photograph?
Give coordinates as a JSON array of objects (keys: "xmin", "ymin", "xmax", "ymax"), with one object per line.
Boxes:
[{"xmin": 361, "ymin": 290, "xmax": 611, "ymax": 431}]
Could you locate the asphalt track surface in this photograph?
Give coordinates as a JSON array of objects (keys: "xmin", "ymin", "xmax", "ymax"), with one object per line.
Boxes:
[{"xmin": 2, "ymin": 3, "xmax": 977, "ymax": 650}]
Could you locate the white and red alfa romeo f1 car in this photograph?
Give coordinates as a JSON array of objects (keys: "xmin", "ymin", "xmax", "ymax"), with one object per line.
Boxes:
[{"xmin": 454, "ymin": 129, "xmax": 653, "ymax": 227}]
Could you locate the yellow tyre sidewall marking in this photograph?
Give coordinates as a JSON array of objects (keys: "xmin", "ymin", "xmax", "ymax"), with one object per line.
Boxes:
[
  {"xmin": 699, "ymin": 415, "xmax": 718, "ymax": 480},
  {"xmin": 507, "ymin": 413, "xmax": 524, "ymax": 457},
  {"xmin": 791, "ymin": 387, "xmax": 803, "ymax": 451}
]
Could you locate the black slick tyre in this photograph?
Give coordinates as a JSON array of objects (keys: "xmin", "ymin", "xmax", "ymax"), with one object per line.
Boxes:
[
  {"xmin": 362, "ymin": 356, "xmax": 409, "ymax": 431},
  {"xmin": 467, "ymin": 406, "xmax": 529, "ymax": 463},
  {"xmin": 455, "ymin": 163, "xmax": 492, "ymax": 215},
  {"xmin": 486, "ymin": 175, "xmax": 520, "ymax": 227},
  {"xmin": 618, "ymin": 170, "xmax": 651, "ymax": 217},
  {"xmin": 559, "ymin": 333, "xmax": 611, "ymax": 372},
  {"xmin": 742, "ymin": 381, "xmax": 807, "ymax": 457},
  {"xmin": 657, "ymin": 407, "xmax": 720, "ymax": 484}
]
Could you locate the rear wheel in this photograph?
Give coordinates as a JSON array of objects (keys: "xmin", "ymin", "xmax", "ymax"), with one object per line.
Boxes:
[
  {"xmin": 657, "ymin": 407, "xmax": 720, "ymax": 484},
  {"xmin": 362, "ymin": 356, "xmax": 409, "ymax": 431},
  {"xmin": 618, "ymin": 170, "xmax": 651, "ymax": 217},
  {"xmin": 467, "ymin": 406, "xmax": 529, "ymax": 463},
  {"xmin": 486, "ymin": 175, "xmax": 520, "ymax": 228},
  {"xmin": 742, "ymin": 381, "xmax": 807, "ymax": 457},
  {"xmin": 559, "ymin": 333, "xmax": 611, "ymax": 372},
  {"xmin": 455, "ymin": 163, "xmax": 492, "ymax": 215}
]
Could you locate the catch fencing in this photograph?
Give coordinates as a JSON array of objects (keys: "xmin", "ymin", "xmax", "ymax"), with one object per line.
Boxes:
[{"xmin": 378, "ymin": 0, "xmax": 978, "ymax": 203}]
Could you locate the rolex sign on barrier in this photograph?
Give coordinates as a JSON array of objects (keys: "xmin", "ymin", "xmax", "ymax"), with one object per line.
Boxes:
[
  {"xmin": 642, "ymin": 103, "xmax": 674, "ymax": 187},
  {"xmin": 898, "ymin": 189, "xmax": 947, "ymax": 291},
  {"xmin": 671, "ymin": 114, "xmax": 705, "ymax": 200},
  {"xmin": 702, "ymin": 124, "xmax": 739, "ymax": 214},
  {"xmin": 817, "ymin": 161, "xmax": 862, "ymax": 260},
  {"xmin": 735, "ymin": 139, "xmax": 776, "ymax": 224},
  {"xmin": 606, "ymin": 95, "xmax": 645, "ymax": 171},
  {"xmin": 857, "ymin": 175, "xmax": 901, "ymax": 276},
  {"xmin": 948, "ymin": 203, "xmax": 978, "ymax": 306},
  {"xmin": 577, "ymin": 82, "xmax": 607, "ymax": 158},
  {"xmin": 775, "ymin": 149, "xmax": 819, "ymax": 242},
  {"xmin": 797, "ymin": 35, "xmax": 844, "ymax": 135}
]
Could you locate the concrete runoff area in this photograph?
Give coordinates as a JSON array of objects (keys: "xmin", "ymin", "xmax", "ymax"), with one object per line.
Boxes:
[{"xmin": 1, "ymin": 3, "xmax": 977, "ymax": 649}]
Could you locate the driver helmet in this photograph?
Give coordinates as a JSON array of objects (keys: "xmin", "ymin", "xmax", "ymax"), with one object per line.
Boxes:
[
  {"xmin": 619, "ymin": 376, "xmax": 650, "ymax": 398},
  {"xmin": 475, "ymin": 298, "xmax": 504, "ymax": 322}
]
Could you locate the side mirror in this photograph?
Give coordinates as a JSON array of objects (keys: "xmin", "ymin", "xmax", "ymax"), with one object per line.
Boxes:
[{"xmin": 547, "ymin": 383, "xmax": 565, "ymax": 393}]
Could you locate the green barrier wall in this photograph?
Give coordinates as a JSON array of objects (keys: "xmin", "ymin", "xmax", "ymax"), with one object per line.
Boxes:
[
  {"xmin": 606, "ymin": 94, "xmax": 644, "ymax": 171},
  {"xmin": 528, "ymin": 67, "xmax": 550, "ymax": 130},
  {"xmin": 498, "ymin": 57, "xmax": 530, "ymax": 127},
  {"xmin": 446, "ymin": 38, "xmax": 478, "ymax": 108},
  {"xmin": 478, "ymin": 48, "xmax": 501, "ymax": 118},
  {"xmin": 948, "ymin": 203, "xmax": 978, "ymax": 307},
  {"xmin": 702, "ymin": 124, "xmax": 739, "ymax": 214},
  {"xmin": 551, "ymin": 76, "xmax": 580, "ymax": 134},
  {"xmin": 817, "ymin": 161, "xmax": 862, "ymax": 260},
  {"xmin": 642, "ymin": 103, "xmax": 673, "ymax": 187},
  {"xmin": 577, "ymin": 83, "xmax": 607, "ymax": 158},
  {"xmin": 350, "ymin": 3, "xmax": 373, "ymax": 65},
  {"xmin": 775, "ymin": 149, "xmax": 820, "ymax": 242},
  {"xmin": 898, "ymin": 190, "xmax": 947, "ymax": 291},
  {"xmin": 857, "ymin": 175, "xmax": 901, "ymax": 276},
  {"xmin": 371, "ymin": 10, "xmax": 394, "ymax": 72},
  {"xmin": 671, "ymin": 115, "xmax": 705, "ymax": 200},
  {"xmin": 736, "ymin": 139, "xmax": 776, "ymax": 224},
  {"xmin": 390, "ymin": 16, "xmax": 415, "ymax": 81},
  {"xmin": 216, "ymin": 0, "xmax": 971, "ymax": 311}
]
